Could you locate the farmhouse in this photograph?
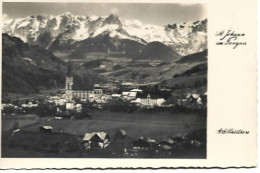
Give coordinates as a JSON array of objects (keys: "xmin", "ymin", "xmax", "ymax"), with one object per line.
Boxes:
[
  {"xmin": 39, "ymin": 126, "xmax": 53, "ymax": 133},
  {"xmin": 82, "ymin": 132, "xmax": 110, "ymax": 149},
  {"xmin": 176, "ymin": 93, "xmax": 206, "ymax": 108},
  {"xmin": 133, "ymin": 138, "xmax": 150, "ymax": 150}
]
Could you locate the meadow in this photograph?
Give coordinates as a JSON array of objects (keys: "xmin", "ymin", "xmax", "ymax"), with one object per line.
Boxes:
[{"xmin": 3, "ymin": 111, "xmax": 205, "ymax": 141}]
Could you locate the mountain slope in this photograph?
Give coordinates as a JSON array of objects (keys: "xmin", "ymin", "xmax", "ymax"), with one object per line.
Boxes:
[
  {"xmin": 176, "ymin": 49, "xmax": 207, "ymax": 64},
  {"xmin": 2, "ymin": 33, "xmax": 67, "ymax": 94},
  {"xmin": 160, "ymin": 63, "xmax": 207, "ymax": 89},
  {"xmin": 55, "ymin": 33, "xmax": 145, "ymax": 60},
  {"xmin": 2, "ymin": 34, "xmax": 105, "ymax": 94},
  {"xmin": 141, "ymin": 41, "xmax": 180, "ymax": 61}
]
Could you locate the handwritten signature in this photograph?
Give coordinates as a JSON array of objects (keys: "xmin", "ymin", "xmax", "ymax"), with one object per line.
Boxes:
[{"xmin": 217, "ymin": 128, "xmax": 249, "ymax": 134}]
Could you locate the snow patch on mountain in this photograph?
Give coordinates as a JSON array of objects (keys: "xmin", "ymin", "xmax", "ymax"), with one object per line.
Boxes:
[{"xmin": 2, "ymin": 13, "xmax": 207, "ymax": 56}]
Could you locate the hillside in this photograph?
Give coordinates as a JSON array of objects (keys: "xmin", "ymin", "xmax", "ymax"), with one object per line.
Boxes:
[
  {"xmin": 140, "ymin": 42, "xmax": 180, "ymax": 62},
  {"xmin": 160, "ymin": 63, "xmax": 207, "ymax": 89},
  {"xmin": 58, "ymin": 34, "xmax": 146, "ymax": 60},
  {"xmin": 159, "ymin": 48, "xmax": 208, "ymax": 89},
  {"xmin": 2, "ymin": 34, "xmax": 67, "ymax": 94},
  {"xmin": 2, "ymin": 34, "xmax": 105, "ymax": 94},
  {"xmin": 176, "ymin": 49, "xmax": 207, "ymax": 64}
]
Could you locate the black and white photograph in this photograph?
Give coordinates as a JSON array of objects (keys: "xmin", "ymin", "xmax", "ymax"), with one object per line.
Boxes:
[{"xmin": 1, "ymin": 2, "xmax": 207, "ymax": 158}]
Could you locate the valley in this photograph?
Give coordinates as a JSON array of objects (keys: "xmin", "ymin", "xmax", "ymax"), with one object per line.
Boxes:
[{"xmin": 2, "ymin": 10, "xmax": 207, "ymax": 159}]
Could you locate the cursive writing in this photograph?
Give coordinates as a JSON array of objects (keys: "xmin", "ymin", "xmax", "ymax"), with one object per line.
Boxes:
[
  {"xmin": 215, "ymin": 30, "xmax": 246, "ymax": 49},
  {"xmin": 217, "ymin": 128, "xmax": 249, "ymax": 134}
]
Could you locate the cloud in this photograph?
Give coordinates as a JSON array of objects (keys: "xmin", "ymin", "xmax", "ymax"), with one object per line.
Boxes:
[
  {"xmin": 2, "ymin": 13, "xmax": 10, "ymax": 21},
  {"xmin": 110, "ymin": 7, "xmax": 119, "ymax": 15}
]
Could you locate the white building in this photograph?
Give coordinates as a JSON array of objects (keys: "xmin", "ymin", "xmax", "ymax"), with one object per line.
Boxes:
[
  {"xmin": 49, "ymin": 96, "xmax": 67, "ymax": 106},
  {"xmin": 122, "ymin": 89, "xmax": 143, "ymax": 100},
  {"xmin": 133, "ymin": 94, "xmax": 165, "ymax": 107},
  {"xmin": 21, "ymin": 101, "xmax": 38, "ymax": 108},
  {"xmin": 1, "ymin": 103, "xmax": 15, "ymax": 110},
  {"xmin": 111, "ymin": 94, "xmax": 121, "ymax": 98},
  {"xmin": 65, "ymin": 102, "xmax": 82, "ymax": 112},
  {"xmin": 65, "ymin": 102, "xmax": 75, "ymax": 110}
]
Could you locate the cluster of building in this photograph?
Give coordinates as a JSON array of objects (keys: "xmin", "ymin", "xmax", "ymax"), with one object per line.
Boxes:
[
  {"xmin": 62, "ymin": 74, "xmax": 167, "ymax": 111},
  {"xmin": 1, "ymin": 99, "xmax": 41, "ymax": 115},
  {"xmin": 37, "ymin": 125, "xmax": 203, "ymax": 158},
  {"xmin": 176, "ymin": 93, "xmax": 207, "ymax": 108},
  {"xmin": 2, "ymin": 70, "xmax": 206, "ymax": 116}
]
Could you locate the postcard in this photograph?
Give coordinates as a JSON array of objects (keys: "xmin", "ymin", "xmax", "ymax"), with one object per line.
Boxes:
[{"xmin": 0, "ymin": 0, "xmax": 257, "ymax": 169}]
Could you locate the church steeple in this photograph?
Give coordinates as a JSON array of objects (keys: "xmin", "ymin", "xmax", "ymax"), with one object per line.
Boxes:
[
  {"xmin": 67, "ymin": 62, "xmax": 73, "ymax": 77},
  {"xmin": 65, "ymin": 62, "xmax": 74, "ymax": 101}
]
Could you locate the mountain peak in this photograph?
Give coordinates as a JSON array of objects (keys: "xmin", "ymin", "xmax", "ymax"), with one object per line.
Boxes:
[
  {"xmin": 107, "ymin": 13, "xmax": 119, "ymax": 19},
  {"xmin": 102, "ymin": 13, "xmax": 122, "ymax": 27},
  {"xmin": 2, "ymin": 13, "xmax": 207, "ymax": 56},
  {"xmin": 61, "ymin": 12, "xmax": 73, "ymax": 17}
]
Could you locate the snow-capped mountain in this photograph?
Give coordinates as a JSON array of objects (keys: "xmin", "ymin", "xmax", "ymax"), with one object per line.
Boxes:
[{"xmin": 3, "ymin": 13, "xmax": 207, "ymax": 56}]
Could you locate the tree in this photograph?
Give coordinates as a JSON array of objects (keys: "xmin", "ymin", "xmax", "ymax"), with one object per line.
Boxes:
[
  {"xmin": 166, "ymin": 96, "xmax": 178, "ymax": 105},
  {"xmin": 104, "ymin": 99, "xmax": 135, "ymax": 112}
]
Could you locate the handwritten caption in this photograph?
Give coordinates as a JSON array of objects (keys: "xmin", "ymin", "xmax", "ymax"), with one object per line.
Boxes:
[{"xmin": 215, "ymin": 30, "xmax": 246, "ymax": 49}]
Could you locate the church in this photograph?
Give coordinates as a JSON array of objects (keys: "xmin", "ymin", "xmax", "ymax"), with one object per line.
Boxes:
[{"xmin": 65, "ymin": 67, "xmax": 103, "ymax": 102}]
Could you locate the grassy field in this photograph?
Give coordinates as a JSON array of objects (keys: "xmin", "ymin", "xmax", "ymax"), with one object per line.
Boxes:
[
  {"xmin": 2, "ymin": 114, "xmax": 40, "ymax": 132},
  {"xmin": 3, "ymin": 111, "xmax": 205, "ymax": 141}
]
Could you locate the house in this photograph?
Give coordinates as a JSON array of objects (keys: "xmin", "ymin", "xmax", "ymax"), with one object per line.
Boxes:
[
  {"xmin": 133, "ymin": 138, "xmax": 150, "ymax": 150},
  {"xmin": 185, "ymin": 94, "xmax": 204, "ymax": 107},
  {"xmin": 39, "ymin": 126, "xmax": 53, "ymax": 133},
  {"xmin": 122, "ymin": 92, "xmax": 130, "ymax": 97},
  {"xmin": 82, "ymin": 132, "xmax": 110, "ymax": 149},
  {"xmin": 160, "ymin": 139, "xmax": 175, "ymax": 145},
  {"xmin": 1, "ymin": 103, "xmax": 15, "ymax": 110},
  {"xmin": 122, "ymin": 91, "xmax": 136, "ymax": 100},
  {"xmin": 75, "ymin": 104, "xmax": 82, "ymax": 112},
  {"xmin": 55, "ymin": 98, "xmax": 66, "ymax": 106},
  {"xmin": 176, "ymin": 94, "xmax": 205, "ymax": 107},
  {"xmin": 97, "ymin": 95, "xmax": 111, "ymax": 104},
  {"xmin": 21, "ymin": 100, "xmax": 38, "ymax": 108},
  {"xmin": 122, "ymin": 89, "xmax": 143, "ymax": 100},
  {"xmin": 93, "ymin": 88, "xmax": 103, "ymax": 98},
  {"xmin": 65, "ymin": 102, "xmax": 82, "ymax": 112},
  {"xmin": 132, "ymin": 137, "xmax": 157, "ymax": 150},
  {"xmin": 65, "ymin": 102, "xmax": 75, "ymax": 110},
  {"xmin": 111, "ymin": 94, "xmax": 121, "ymax": 99},
  {"xmin": 130, "ymin": 89, "xmax": 143, "ymax": 93},
  {"xmin": 49, "ymin": 96, "xmax": 67, "ymax": 106}
]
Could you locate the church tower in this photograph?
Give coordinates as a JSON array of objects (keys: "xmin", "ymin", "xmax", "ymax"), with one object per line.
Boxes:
[
  {"xmin": 65, "ymin": 63, "xmax": 73, "ymax": 102},
  {"xmin": 65, "ymin": 76, "xmax": 73, "ymax": 91}
]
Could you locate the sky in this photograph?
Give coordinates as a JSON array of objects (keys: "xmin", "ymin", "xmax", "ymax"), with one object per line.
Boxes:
[{"xmin": 3, "ymin": 3, "xmax": 206, "ymax": 26}]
